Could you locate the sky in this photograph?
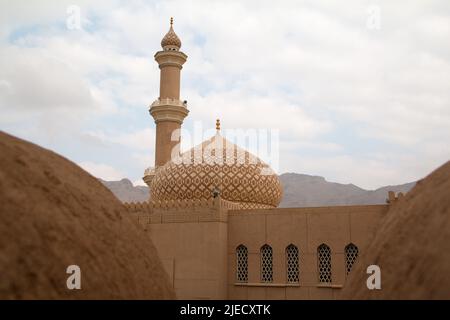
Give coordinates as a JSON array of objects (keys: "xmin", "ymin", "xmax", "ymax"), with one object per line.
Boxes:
[{"xmin": 0, "ymin": 0, "xmax": 449, "ymax": 189}]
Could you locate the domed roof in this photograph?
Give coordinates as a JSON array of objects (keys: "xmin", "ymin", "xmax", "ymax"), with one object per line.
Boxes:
[
  {"xmin": 161, "ymin": 18, "xmax": 181, "ymax": 50},
  {"xmin": 150, "ymin": 131, "xmax": 283, "ymax": 209}
]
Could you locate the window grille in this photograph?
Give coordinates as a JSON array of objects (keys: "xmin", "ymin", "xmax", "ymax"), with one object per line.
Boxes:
[
  {"xmin": 286, "ymin": 244, "xmax": 299, "ymax": 283},
  {"xmin": 345, "ymin": 243, "xmax": 359, "ymax": 275},
  {"xmin": 318, "ymin": 244, "xmax": 332, "ymax": 283},
  {"xmin": 260, "ymin": 244, "xmax": 273, "ymax": 282},
  {"xmin": 236, "ymin": 245, "xmax": 248, "ymax": 282}
]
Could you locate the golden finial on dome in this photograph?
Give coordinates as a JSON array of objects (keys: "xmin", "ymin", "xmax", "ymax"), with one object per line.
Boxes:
[
  {"xmin": 170, "ymin": 17, "xmax": 173, "ymax": 25},
  {"xmin": 216, "ymin": 119, "xmax": 220, "ymax": 131}
]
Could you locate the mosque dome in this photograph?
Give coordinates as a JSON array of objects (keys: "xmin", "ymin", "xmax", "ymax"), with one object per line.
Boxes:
[
  {"xmin": 161, "ymin": 17, "xmax": 181, "ymax": 50},
  {"xmin": 150, "ymin": 125, "xmax": 283, "ymax": 209}
]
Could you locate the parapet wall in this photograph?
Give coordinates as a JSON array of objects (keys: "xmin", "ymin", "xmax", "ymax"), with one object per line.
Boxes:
[
  {"xmin": 123, "ymin": 191, "xmax": 403, "ymax": 227},
  {"xmin": 124, "ymin": 197, "xmax": 242, "ymax": 211},
  {"xmin": 124, "ymin": 197, "xmax": 241, "ymax": 225}
]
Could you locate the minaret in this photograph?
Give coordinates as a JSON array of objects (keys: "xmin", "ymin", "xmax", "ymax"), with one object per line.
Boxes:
[{"xmin": 144, "ymin": 18, "xmax": 188, "ymax": 186}]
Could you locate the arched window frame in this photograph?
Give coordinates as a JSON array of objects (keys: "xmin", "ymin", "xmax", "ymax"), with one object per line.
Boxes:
[
  {"xmin": 345, "ymin": 243, "xmax": 359, "ymax": 275},
  {"xmin": 286, "ymin": 244, "xmax": 299, "ymax": 283},
  {"xmin": 317, "ymin": 243, "xmax": 332, "ymax": 283},
  {"xmin": 236, "ymin": 244, "xmax": 248, "ymax": 283},
  {"xmin": 260, "ymin": 244, "xmax": 273, "ymax": 283}
]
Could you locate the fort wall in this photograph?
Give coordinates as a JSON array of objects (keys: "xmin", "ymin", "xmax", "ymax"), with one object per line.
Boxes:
[{"xmin": 124, "ymin": 197, "xmax": 399, "ymax": 299}]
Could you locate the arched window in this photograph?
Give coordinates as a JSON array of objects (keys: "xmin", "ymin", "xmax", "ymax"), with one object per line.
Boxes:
[
  {"xmin": 317, "ymin": 244, "xmax": 332, "ymax": 283},
  {"xmin": 345, "ymin": 243, "xmax": 359, "ymax": 275},
  {"xmin": 236, "ymin": 245, "xmax": 248, "ymax": 283},
  {"xmin": 286, "ymin": 244, "xmax": 299, "ymax": 283},
  {"xmin": 260, "ymin": 244, "xmax": 273, "ymax": 282}
]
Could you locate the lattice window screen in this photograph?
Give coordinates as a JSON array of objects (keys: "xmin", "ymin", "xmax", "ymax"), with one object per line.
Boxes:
[
  {"xmin": 260, "ymin": 245, "xmax": 273, "ymax": 282},
  {"xmin": 236, "ymin": 245, "xmax": 248, "ymax": 282},
  {"xmin": 318, "ymin": 244, "xmax": 332, "ymax": 283},
  {"xmin": 345, "ymin": 243, "xmax": 359, "ymax": 275},
  {"xmin": 286, "ymin": 244, "xmax": 299, "ymax": 283}
]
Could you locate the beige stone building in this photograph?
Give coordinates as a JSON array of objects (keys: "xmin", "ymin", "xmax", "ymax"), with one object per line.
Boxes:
[{"xmin": 125, "ymin": 19, "xmax": 399, "ymax": 300}]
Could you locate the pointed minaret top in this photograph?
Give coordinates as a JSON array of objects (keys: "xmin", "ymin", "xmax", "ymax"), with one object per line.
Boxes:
[{"xmin": 161, "ymin": 17, "xmax": 181, "ymax": 50}]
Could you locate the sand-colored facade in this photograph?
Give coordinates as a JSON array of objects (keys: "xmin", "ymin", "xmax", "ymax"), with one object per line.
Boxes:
[
  {"xmin": 125, "ymin": 199, "xmax": 391, "ymax": 299},
  {"xmin": 226, "ymin": 205, "xmax": 387, "ymax": 299}
]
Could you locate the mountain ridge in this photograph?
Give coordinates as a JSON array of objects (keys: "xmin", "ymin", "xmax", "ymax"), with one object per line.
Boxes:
[{"xmin": 101, "ymin": 173, "xmax": 416, "ymax": 207}]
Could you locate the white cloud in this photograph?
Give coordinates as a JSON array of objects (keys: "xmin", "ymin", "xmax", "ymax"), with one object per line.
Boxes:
[
  {"xmin": 78, "ymin": 161, "xmax": 125, "ymax": 181},
  {"xmin": 0, "ymin": 45, "xmax": 94, "ymax": 112},
  {"xmin": 184, "ymin": 90, "xmax": 332, "ymax": 141},
  {"xmin": 86, "ymin": 128, "xmax": 155, "ymax": 152},
  {"xmin": 0, "ymin": 0, "xmax": 449, "ymax": 188}
]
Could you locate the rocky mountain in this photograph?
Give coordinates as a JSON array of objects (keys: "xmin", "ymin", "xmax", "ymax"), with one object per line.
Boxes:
[
  {"xmin": 100, "ymin": 178, "xmax": 150, "ymax": 203},
  {"xmin": 102, "ymin": 174, "xmax": 415, "ymax": 207},
  {"xmin": 279, "ymin": 173, "xmax": 415, "ymax": 207}
]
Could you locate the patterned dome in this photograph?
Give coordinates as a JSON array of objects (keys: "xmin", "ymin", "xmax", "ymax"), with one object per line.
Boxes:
[
  {"xmin": 150, "ymin": 133, "xmax": 283, "ymax": 209},
  {"xmin": 161, "ymin": 18, "xmax": 181, "ymax": 50}
]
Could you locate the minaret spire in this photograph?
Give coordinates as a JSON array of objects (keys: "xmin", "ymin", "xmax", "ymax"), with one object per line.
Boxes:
[
  {"xmin": 143, "ymin": 18, "xmax": 189, "ymax": 187},
  {"xmin": 161, "ymin": 17, "xmax": 181, "ymax": 51}
]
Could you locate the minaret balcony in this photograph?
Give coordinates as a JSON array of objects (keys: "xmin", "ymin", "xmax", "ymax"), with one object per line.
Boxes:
[
  {"xmin": 150, "ymin": 98, "xmax": 187, "ymax": 108},
  {"xmin": 149, "ymin": 98, "xmax": 189, "ymax": 124},
  {"xmin": 154, "ymin": 50, "xmax": 187, "ymax": 69}
]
